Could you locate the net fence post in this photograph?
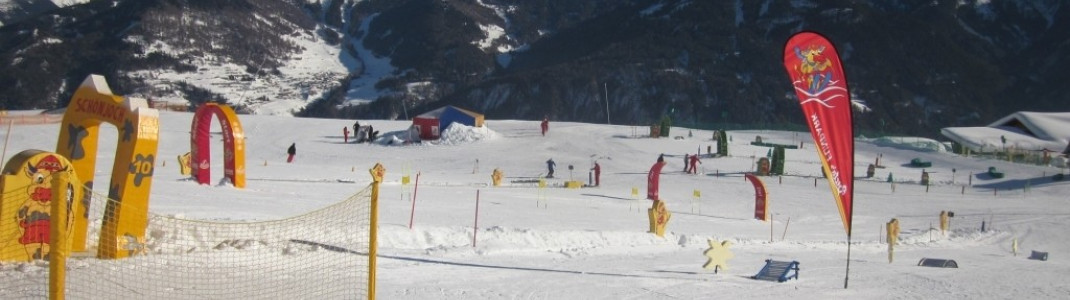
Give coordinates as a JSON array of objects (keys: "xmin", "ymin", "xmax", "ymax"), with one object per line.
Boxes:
[{"xmin": 368, "ymin": 163, "xmax": 385, "ymax": 300}]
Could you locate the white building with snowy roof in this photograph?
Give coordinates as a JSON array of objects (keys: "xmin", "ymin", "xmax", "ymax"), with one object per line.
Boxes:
[{"xmin": 941, "ymin": 111, "xmax": 1070, "ymax": 155}]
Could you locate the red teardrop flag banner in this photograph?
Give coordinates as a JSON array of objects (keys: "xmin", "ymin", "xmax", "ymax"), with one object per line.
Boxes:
[
  {"xmin": 783, "ymin": 31, "xmax": 855, "ymax": 236},
  {"xmin": 745, "ymin": 174, "xmax": 769, "ymax": 221},
  {"xmin": 646, "ymin": 161, "xmax": 666, "ymax": 201}
]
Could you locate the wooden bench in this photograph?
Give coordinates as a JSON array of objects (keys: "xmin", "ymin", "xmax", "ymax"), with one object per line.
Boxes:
[
  {"xmin": 752, "ymin": 260, "xmax": 800, "ymax": 282},
  {"xmin": 918, "ymin": 258, "xmax": 958, "ymax": 268},
  {"xmin": 1029, "ymin": 251, "xmax": 1049, "ymax": 261}
]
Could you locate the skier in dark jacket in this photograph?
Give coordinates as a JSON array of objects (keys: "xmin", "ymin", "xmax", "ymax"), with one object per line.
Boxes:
[
  {"xmin": 683, "ymin": 154, "xmax": 689, "ymax": 172},
  {"xmin": 546, "ymin": 158, "xmax": 556, "ymax": 178},
  {"xmin": 287, "ymin": 143, "xmax": 296, "ymax": 163}
]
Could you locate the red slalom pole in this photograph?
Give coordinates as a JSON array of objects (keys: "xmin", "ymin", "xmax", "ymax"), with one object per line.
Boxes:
[
  {"xmin": 473, "ymin": 190, "xmax": 481, "ymax": 247},
  {"xmin": 409, "ymin": 172, "xmax": 421, "ymax": 229}
]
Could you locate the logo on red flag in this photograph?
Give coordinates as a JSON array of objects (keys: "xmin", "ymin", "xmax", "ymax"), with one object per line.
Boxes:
[{"xmin": 783, "ymin": 31, "xmax": 855, "ymax": 236}]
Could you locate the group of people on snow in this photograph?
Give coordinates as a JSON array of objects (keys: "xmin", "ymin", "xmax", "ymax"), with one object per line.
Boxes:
[
  {"xmin": 293, "ymin": 115, "xmax": 710, "ymax": 187},
  {"xmin": 344, "ymin": 120, "xmax": 378, "ymax": 144},
  {"xmin": 544, "ymin": 158, "xmax": 601, "ymax": 186},
  {"xmin": 288, "ymin": 119, "xmax": 384, "ymax": 164},
  {"xmin": 685, "ymin": 153, "xmax": 702, "ymax": 174},
  {"xmin": 537, "ymin": 117, "xmax": 709, "ymax": 188}
]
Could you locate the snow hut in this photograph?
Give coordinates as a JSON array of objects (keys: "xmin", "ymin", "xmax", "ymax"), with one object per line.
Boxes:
[{"xmin": 412, "ymin": 105, "xmax": 485, "ymax": 140}]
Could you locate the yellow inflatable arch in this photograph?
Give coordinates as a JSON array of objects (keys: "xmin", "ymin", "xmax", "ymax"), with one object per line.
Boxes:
[{"xmin": 55, "ymin": 75, "xmax": 159, "ymax": 259}]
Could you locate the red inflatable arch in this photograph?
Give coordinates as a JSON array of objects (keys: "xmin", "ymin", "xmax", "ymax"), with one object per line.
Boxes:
[{"xmin": 191, "ymin": 103, "xmax": 246, "ymax": 188}]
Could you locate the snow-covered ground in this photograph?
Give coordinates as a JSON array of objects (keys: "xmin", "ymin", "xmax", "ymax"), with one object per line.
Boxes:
[{"xmin": 2, "ymin": 111, "xmax": 1069, "ymax": 299}]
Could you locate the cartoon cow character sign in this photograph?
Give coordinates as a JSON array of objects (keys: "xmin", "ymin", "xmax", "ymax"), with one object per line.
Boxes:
[
  {"xmin": 17, "ymin": 155, "xmax": 68, "ymax": 259},
  {"xmin": 1, "ymin": 150, "xmax": 80, "ymax": 262}
]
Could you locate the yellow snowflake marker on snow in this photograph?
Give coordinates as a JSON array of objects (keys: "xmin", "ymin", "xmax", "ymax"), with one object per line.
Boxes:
[{"xmin": 702, "ymin": 239, "xmax": 734, "ymax": 273}]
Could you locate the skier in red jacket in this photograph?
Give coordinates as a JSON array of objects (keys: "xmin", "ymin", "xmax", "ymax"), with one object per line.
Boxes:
[
  {"xmin": 688, "ymin": 154, "xmax": 702, "ymax": 174},
  {"xmin": 591, "ymin": 162, "xmax": 601, "ymax": 186},
  {"xmin": 540, "ymin": 117, "xmax": 549, "ymax": 136}
]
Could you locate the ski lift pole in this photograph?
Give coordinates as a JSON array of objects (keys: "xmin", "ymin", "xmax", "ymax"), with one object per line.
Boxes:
[
  {"xmin": 473, "ymin": 190, "xmax": 480, "ymax": 247},
  {"xmin": 409, "ymin": 172, "xmax": 421, "ymax": 229}
]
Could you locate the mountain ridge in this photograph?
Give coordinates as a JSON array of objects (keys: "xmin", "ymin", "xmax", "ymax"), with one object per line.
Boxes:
[{"xmin": 0, "ymin": 0, "xmax": 1067, "ymax": 138}]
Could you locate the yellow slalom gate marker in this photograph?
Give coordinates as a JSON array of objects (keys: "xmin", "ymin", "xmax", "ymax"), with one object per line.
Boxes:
[
  {"xmin": 491, "ymin": 168, "xmax": 503, "ymax": 187},
  {"xmin": 401, "ymin": 163, "xmax": 412, "ymax": 202},
  {"xmin": 887, "ymin": 218, "xmax": 900, "ymax": 263},
  {"xmin": 1012, "ymin": 238, "xmax": 1018, "ymax": 256},
  {"xmin": 692, "ymin": 189, "xmax": 701, "ymax": 214},
  {"xmin": 177, "ymin": 152, "xmax": 192, "ymax": 175},
  {"xmin": 631, "ymin": 187, "xmax": 639, "ymax": 212},
  {"xmin": 537, "ymin": 177, "xmax": 548, "ymax": 208},
  {"xmin": 940, "ymin": 210, "xmax": 950, "ymax": 235}
]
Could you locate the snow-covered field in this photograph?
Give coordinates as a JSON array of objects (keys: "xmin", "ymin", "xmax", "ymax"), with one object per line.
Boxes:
[{"xmin": 2, "ymin": 111, "xmax": 1069, "ymax": 299}]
